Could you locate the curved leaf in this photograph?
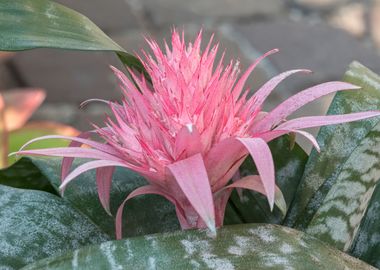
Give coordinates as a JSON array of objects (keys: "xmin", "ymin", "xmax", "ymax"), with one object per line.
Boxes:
[
  {"xmin": 0, "ymin": 184, "xmax": 109, "ymax": 270},
  {"xmin": 0, "ymin": 0, "xmax": 143, "ymax": 71},
  {"xmin": 22, "ymin": 224, "xmax": 375, "ymax": 270},
  {"xmin": 30, "ymin": 157, "xmax": 181, "ymax": 238},
  {"xmin": 228, "ymin": 136, "xmax": 308, "ymax": 225},
  {"xmin": 285, "ymin": 62, "xmax": 380, "ymax": 229}
]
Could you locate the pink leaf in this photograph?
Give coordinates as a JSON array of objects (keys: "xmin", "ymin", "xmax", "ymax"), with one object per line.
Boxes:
[
  {"xmin": 18, "ymin": 135, "xmax": 118, "ymax": 155},
  {"xmin": 251, "ymin": 69, "xmax": 312, "ymax": 109},
  {"xmin": 232, "ymin": 49, "xmax": 279, "ymax": 100},
  {"xmin": 253, "ymin": 82, "xmax": 360, "ymax": 132},
  {"xmin": 96, "ymin": 166, "xmax": 115, "ymax": 216},
  {"xmin": 205, "ymin": 138, "xmax": 247, "ymax": 189},
  {"xmin": 237, "ymin": 138, "xmax": 275, "ymax": 209},
  {"xmin": 275, "ymin": 111, "xmax": 380, "ymax": 130},
  {"xmin": 259, "ymin": 129, "xmax": 321, "ymax": 152},
  {"xmin": 167, "ymin": 154, "xmax": 216, "ymax": 233},
  {"xmin": 60, "ymin": 160, "xmax": 127, "ymax": 193},
  {"xmin": 61, "ymin": 132, "xmax": 92, "ymax": 180},
  {"xmin": 174, "ymin": 124, "xmax": 202, "ymax": 159},
  {"xmin": 116, "ymin": 185, "xmax": 184, "ymax": 239},
  {"xmin": 16, "ymin": 147, "xmax": 122, "ymax": 162},
  {"xmin": 221, "ymin": 175, "xmax": 287, "ymax": 215}
]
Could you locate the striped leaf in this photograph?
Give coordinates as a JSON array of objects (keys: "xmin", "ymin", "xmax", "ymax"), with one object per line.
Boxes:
[
  {"xmin": 0, "ymin": 184, "xmax": 109, "ymax": 270},
  {"xmin": 22, "ymin": 224, "xmax": 375, "ymax": 270},
  {"xmin": 285, "ymin": 62, "xmax": 380, "ymax": 229}
]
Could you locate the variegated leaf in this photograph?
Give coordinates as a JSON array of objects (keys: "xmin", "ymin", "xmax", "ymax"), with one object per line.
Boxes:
[
  {"xmin": 285, "ymin": 62, "xmax": 380, "ymax": 229},
  {"xmin": 349, "ymin": 177, "xmax": 380, "ymax": 268},
  {"xmin": 22, "ymin": 224, "xmax": 375, "ymax": 270},
  {"xmin": 306, "ymin": 122, "xmax": 380, "ymax": 251},
  {"xmin": 0, "ymin": 184, "xmax": 109, "ymax": 270}
]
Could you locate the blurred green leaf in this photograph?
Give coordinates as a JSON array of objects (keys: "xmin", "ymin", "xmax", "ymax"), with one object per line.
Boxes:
[{"xmin": 0, "ymin": 0, "xmax": 143, "ymax": 72}]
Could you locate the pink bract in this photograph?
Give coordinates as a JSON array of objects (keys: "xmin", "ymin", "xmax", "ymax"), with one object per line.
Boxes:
[{"xmin": 17, "ymin": 30, "xmax": 380, "ymax": 239}]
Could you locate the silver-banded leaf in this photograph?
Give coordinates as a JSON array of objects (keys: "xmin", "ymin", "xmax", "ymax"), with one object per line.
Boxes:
[
  {"xmin": 229, "ymin": 136, "xmax": 308, "ymax": 225},
  {"xmin": 29, "ymin": 157, "xmax": 181, "ymax": 239},
  {"xmin": 285, "ymin": 62, "xmax": 380, "ymax": 229},
  {"xmin": 349, "ymin": 177, "xmax": 380, "ymax": 268},
  {"xmin": 306, "ymin": 122, "xmax": 380, "ymax": 251},
  {"xmin": 0, "ymin": 184, "xmax": 109, "ymax": 270},
  {"xmin": 22, "ymin": 224, "xmax": 375, "ymax": 270},
  {"xmin": 0, "ymin": 0, "xmax": 143, "ymax": 71}
]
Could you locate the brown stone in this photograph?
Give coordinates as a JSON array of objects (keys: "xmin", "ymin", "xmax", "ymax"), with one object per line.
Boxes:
[
  {"xmin": 11, "ymin": 49, "xmax": 124, "ymax": 103},
  {"xmin": 55, "ymin": 0, "xmax": 139, "ymax": 33},
  {"xmin": 371, "ymin": 0, "xmax": 380, "ymax": 49},
  {"xmin": 140, "ymin": 0, "xmax": 285, "ymax": 26},
  {"xmin": 295, "ymin": 0, "xmax": 349, "ymax": 9},
  {"xmin": 329, "ymin": 3, "xmax": 366, "ymax": 38}
]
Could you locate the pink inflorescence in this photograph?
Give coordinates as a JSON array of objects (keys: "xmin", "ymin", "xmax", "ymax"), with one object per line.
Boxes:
[{"xmin": 17, "ymin": 30, "xmax": 380, "ymax": 239}]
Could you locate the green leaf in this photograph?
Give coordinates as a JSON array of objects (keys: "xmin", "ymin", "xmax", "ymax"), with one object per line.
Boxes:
[
  {"xmin": 0, "ymin": 184, "xmax": 109, "ymax": 270},
  {"xmin": 350, "ymin": 181, "xmax": 380, "ymax": 268},
  {"xmin": 228, "ymin": 136, "xmax": 308, "ymax": 225},
  {"xmin": 22, "ymin": 224, "xmax": 374, "ymax": 270},
  {"xmin": 0, "ymin": 0, "xmax": 143, "ymax": 71},
  {"xmin": 0, "ymin": 157, "xmax": 56, "ymax": 194},
  {"xmin": 305, "ymin": 122, "xmax": 380, "ymax": 251},
  {"xmin": 30, "ymin": 157, "xmax": 181, "ymax": 239},
  {"xmin": 285, "ymin": 62, "xmax": 380, "ymax": 229}
]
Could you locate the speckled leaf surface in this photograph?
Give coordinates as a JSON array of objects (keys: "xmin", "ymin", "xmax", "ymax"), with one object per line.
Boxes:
[
  {"xmin": 228, "ymin": 136, "xmax": 308, "ymax": 225},
  {"xmin": 30, "ymin": 157, "xmax": 181, "ymax": 238},
  {"xmin": 306, "ymin": 122, "xmax": 380, "ymax": 251},
  {"xmin": 350, "ymin": 179, "xmax": 380, "ymax": 268},
  {"xmin": 285, "ymin": 62, "xmax": 380, "ymax": 229},
  {"xmin": 0, "ymin": 158, "xmax": 56, "ymax": 194},
  {"xmin": 22, "ymin": 224, "xmax": 375, "ymax": 270},
  {"xmin": 0, "ymin": 0, "xmax": 143, "ymax": 72},
  {"xmin": 0, "ymin": 184, "xmax": 109, "ymax": 270}
]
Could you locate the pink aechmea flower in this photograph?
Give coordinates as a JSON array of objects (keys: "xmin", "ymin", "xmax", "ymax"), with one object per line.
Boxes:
[{"xmin": 16, "ymin": 30, "xmax": 380, "ymax": 239}]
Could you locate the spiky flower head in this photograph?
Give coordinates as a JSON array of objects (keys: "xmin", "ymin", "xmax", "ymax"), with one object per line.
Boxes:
[{"xmin": 17, "ymin": 30, "xmax": 380, "ymax": 238}]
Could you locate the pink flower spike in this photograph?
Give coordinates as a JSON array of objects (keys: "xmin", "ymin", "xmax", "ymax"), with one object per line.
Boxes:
[
  {"xmin": 237, "ymin": 138, "xmax": 275, "ymax": 210},
  {"xmin": 168, "ymin": 154, "xmax": 216, "ymax": 234}
]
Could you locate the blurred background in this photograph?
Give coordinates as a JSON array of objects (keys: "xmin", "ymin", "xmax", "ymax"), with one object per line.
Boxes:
[{"xmin": 1, "ymin": 0, "xmax": 380, "ymax": 152}]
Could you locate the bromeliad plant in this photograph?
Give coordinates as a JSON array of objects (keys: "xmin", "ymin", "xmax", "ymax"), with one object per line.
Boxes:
[
  {"xmin": 1, "ymin": 1, "xmax": 380, "ymax": 269},
  {"xmin": 16, "ymin": 30, "xmax": 380, "ymax": 239}
]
